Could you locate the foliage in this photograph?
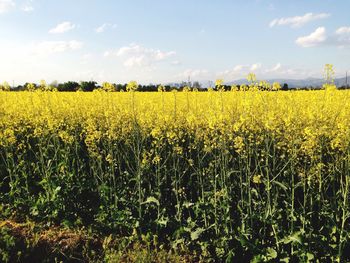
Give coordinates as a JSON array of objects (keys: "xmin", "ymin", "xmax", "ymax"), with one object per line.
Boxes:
[
  {"xmin": 0, "ymin": 82, "xmax": 11, "ymax": 91},
  {"xmin": 80, "ymin": 81, "xmax": 98, "ymax": 92},
  {"xmin": 57, "ymin": 81, "xmax": 80, "ymax": 92}
]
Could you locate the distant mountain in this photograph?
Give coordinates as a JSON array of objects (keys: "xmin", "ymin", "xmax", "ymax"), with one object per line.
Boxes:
[
  {"xmin": 167, "ymin": 77, "xmax": 349, "ymax": 89},
  {"xmin": 228, "ymin": 77, "xmax": 349, "ymax": 88}
]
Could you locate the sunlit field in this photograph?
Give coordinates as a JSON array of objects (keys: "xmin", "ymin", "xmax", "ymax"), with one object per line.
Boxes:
[{"xmin": 1, "ymin": 88, "xmax": 349, "ymax": 261}]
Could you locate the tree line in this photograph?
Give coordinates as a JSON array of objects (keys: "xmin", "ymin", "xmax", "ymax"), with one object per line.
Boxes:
[
  {"xmin": 0, "ymin": 80, "xmax": 349, "ymax": 92},
  {"xmin": 0, "ymin": 80, "xmax": 290, "ymax": 92}
]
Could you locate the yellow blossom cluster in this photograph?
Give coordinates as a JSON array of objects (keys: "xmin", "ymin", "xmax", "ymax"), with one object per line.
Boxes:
[{"xmin": 0, "ymin": 90, "xmax": 349, "ymax": 158}]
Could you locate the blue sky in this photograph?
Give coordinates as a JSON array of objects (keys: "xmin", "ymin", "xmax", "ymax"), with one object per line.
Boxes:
[{"xmin": 0, "ymin": 0, "xmax": 349, "ymax": 84}]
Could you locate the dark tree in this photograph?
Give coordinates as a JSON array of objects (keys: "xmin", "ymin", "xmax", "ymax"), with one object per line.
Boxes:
[
  {"xmin": 138, "ymin": 84, "xmax": 157, "ymax": 92},
  {"xmin": 57, "ymin": 81, "xmax": 80, "ymax": 92},
  {"xmin": 115, "ymin": 84, "xmax": 126, "ymax": 91},
  {"xmin": 282, "ymin": 83, "xmax": 289, "ymax": 91},
  {"xmin": 79, "ymin": 81, "xmax": 98, "ymax": 92}
]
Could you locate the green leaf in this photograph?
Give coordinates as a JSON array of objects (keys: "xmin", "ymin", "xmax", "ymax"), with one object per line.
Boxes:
[
  {"xmin": 183, "ymin": 201, "xmax": 194, "ymax": 208},
  {"xmin": 225, "ymin": 250, "xmax": 235, "ymax": 263},
  {"xmin": 266, "ymin": 247, "xmax": 277, "ymax": 259},
  {"xmin": 280, "ymin": 257, "xmax": 290, "ymax": 263},
  {"xmin": 142, "ymin": 196, "xmax": 159, "ymax": 206},
  {"xmin": 190, "ymin": 227, "xmax": 205, "ymax": 241},
  {"xmin": 283, "ymin": 232, "xmax": 302, "ymax": 245},
  {"xmin": 156, "ymin": 217, "xmax": 168, "ymax": 226},
  {"xmin": 305, "ymin": 253, "xmax": 314, "ymax": 261},
  {"xmin": 251, "ymin": 255, "xmax": 263, "ymax": 263},
  {"xmin": 272, "ymin": 180, "xmax": 288, "ymax": 191},
  {"xmin": 171, "ymin": 238, "xmax": 184, "ymax": 250}
]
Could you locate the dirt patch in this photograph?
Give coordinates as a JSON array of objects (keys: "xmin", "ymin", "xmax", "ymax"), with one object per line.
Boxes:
[
  {"xmin": 0, "ymin": 220, "xmax": 197, "ymax": 263},
  {"xmin": 0, "ymin": 220, "xmax": 102, "ymax": 262}
]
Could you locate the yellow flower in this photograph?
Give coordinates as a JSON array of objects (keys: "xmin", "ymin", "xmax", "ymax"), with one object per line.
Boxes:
[
  {"xmin": 247, "ymin": 73, "xmax": 256, "ymax": 84},
  {"xmin": 126, "ymin": 81, "xmax": 138, "ymax": 92},
  {"xmin": 253, "ymin": 175, "xmax": 262, "ymax": 184},
  {"xmin": 215, "ymin": 79, "xmax": 224, "ymax": 87}
]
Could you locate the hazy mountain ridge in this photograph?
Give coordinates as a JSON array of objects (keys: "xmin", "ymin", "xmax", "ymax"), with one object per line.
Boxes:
[
  {"xmin": 227, "ymin": 77, "xmax": 349, "ymax": 88},
  {"xmin": 167, "ymin": 77, "xmax": 349, "ymax": 89}
]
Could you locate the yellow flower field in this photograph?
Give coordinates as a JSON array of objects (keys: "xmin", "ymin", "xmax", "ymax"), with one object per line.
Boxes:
[
  {"xmin": 0, "ymin": 90, "xmax": 349, "ymax": 261},
  {"xmin": 1, "ymin": 90, "xmax": 350, "ymax": 153}
]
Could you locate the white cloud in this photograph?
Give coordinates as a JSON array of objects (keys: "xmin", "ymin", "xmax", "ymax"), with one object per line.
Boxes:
[
  {"xmin": 335, "ymin": 26, "xmax": 350, "ymax": 48},
  {"xmin": 0, "ymin": 0, "xmax": 15, "ymax": 13},
  {"xmin": 220, "ymin": 64, "xmax": 248, "ymax": 75},
  {"xmin": 336, "ymin": 27, "xmax": 350, "ymax": 35},
  {"xmin": 154, "ymin": 50, "xmax": 176, "ymax": 60},
  {"xmin": 178, "ymin": 69, "xmax": 210, "ymax": 80},
  {"xmin": 21, "ymin": 5, "xmax": 34, "ymax": 12},
  {"xmin": 269, "ymin": 13, "xmax": 330, "ymax": 28},
  {"xmin": 80, "ymin": 53, "xmax": 93, "ymax": 65},
  {"xmin": 34, "ymin": 40, "xmax": 83, "ymax": 55},
  {"xmin": 218, "ymin": 64, "xmax": 320, "ymax": 81},
  {"xmin": 295, "ymin": 26, "xmax": 350, "ymax": 48},
  {"xmin": 171, "ymin": 60, "xmax": 181, "ymax": 65},
  {"xmin": 250, "ymin": 63, "xmax": 262, "ymax": 71},
  {"xmin": 217, "ymin": 64, "xmax": 263, "ymax": 79},
  {"xmin": 109, "ymin": 43, "xmax": 144, "ymax": 57},
  {"xmin": 270, "ymin": 63, "xmax": 281, "ymax": 72},
  {"xmin": 124, "ymin": 56, "xmax": 147, "ymax": 67},
  {"xmin": 82, "ymin": 53, "xmax": 92, "ymax": 60},
  {"xmin": 95, "ymin": 23, "xmax": 117, "ymax": 33},
  {"xmin": 296, "ymin": 27, "xmax": 326, "ymax": 47},
  {"xmin": 49, "ymin": 21, "xmax": 76, "ymax": 34},
  {"xmin": 216, "ymin": 69, "xmax": 235, "ymax": 79},
  {"xmin": 233, "ymin": 65, "xmax": 244, "ymax": 71},
  {"xmin": 104, "ymin": 43, "xmax": 176, "ymax": 68},
  {"xmin": 75, "ymin": 70, "xmax": 107, "ymax": 82},
  {"xmin": 262, "ymin": 63, "xmax": 291, "ymax": 75},
  {"xmin": 21, "ymin": 0, "xmax": 34, "ymax": 12},
  {"xmin": 95, "ymin": 24, "xmax": 108, "ymax": 33},
  {"xmin": 184, "ymin": 69, "xmax": 208, "ymax": 77}
]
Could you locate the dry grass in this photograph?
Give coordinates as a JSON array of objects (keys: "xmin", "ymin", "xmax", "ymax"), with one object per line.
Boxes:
[{"xmin": 0, "ymin": 220, "xmax": 196, "ymax": 263}]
